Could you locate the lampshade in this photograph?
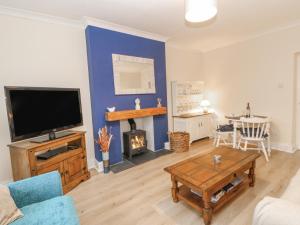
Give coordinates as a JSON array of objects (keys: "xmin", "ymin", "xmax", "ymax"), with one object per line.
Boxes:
[
  {"xmin": 200, "ymin": 100, "xmax": 211, "ymax": 107},
  {"xmin": 185, "ymin": 0, "xmax": 218, "ymax": 23}
]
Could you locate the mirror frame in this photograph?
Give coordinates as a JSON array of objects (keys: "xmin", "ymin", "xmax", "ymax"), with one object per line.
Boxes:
[{"xmin": 112, "ymin": 54, "xmax": 156, "ymax": 95}]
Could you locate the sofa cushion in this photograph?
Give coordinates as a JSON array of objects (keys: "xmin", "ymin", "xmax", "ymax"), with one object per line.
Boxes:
[
  {"xmin": 8, "ymin": 171, "xmax": 63, "ymax": 208},
  {"xmin": 0, "ymin": 185, "xmax": 23, "ymax": 225},
  {"xmin": 281, "ymin": 169, "xmax": 300, "ymax": 204},
  {"xmin": 253, "ymin": 197, "xmax": 300, "ymax": 225},
  {"xmin": 10, "ymin": 196, "xmax": 80, "ymax": 225}
]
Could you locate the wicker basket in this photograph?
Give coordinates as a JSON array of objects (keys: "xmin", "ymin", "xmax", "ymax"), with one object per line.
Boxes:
[{"xmin": 169, "ymin": 132, "xmax": 190, "ymax": 152}]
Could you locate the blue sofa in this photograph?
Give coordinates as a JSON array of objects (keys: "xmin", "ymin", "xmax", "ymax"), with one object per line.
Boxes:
[{"xmin": 7, "ymin": 171, "xmax": 80, "ymax": 225}]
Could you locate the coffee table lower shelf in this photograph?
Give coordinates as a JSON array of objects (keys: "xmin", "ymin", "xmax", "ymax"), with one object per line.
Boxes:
[{"xmin": 177, "ymin": 175, "xmax": 250, "ymax": 214}]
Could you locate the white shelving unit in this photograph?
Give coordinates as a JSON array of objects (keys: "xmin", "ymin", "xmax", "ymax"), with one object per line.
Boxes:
[
  {"xmin": 171, "ymin": 81, "xmax": 213, "ymax": 143},
  {"xmin": 171, "ymin": 81, "xmax": 204, "ymax": 116}
]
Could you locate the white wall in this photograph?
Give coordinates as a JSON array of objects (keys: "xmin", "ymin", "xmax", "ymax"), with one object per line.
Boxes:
[
  {"xmin": 295, "ymin": 54, "xmax": 300, "ymax": 149},
  {"xmin": 0, "ymin": 14, "xmax": 95, "ymax": 183},
  {"xmin": 165, "ymin": 45, "xmax": 203, "ymax": 131},
  {"xmin": 203, "ymin": 25, "xmax": 300, "ymax": 152},
  {"xmin": 5, "ymin": 7, "xmax": 299, "ymax": 184},
  {"xmin": 0, "ymin": 12, "xmax": 207, "ymax": 182}
]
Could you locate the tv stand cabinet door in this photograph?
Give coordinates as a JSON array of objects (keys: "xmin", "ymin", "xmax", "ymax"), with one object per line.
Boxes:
[
  {"xmin": 37, "ymin": 162, "xmax": 65, "ymax": 185},
  {"xmin": 63, "ymin": 153, "xmax": 86, "ymax": 184}
]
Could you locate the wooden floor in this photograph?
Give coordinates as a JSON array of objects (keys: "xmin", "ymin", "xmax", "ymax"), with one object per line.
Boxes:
[{"xmin": 69, "ymin": 139, "xmax": 300, "ymax": 225}]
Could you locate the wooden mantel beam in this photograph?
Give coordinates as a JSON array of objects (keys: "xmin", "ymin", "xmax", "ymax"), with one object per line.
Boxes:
[{"xmin": 105, "ymin": 107, "xmax": 167, "ymax": 121}]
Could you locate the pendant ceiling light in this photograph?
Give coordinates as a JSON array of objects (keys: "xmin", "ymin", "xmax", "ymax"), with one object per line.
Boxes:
[{"xmin": 185, "ymin": 0, "xmax": 218, "ymax": 23}]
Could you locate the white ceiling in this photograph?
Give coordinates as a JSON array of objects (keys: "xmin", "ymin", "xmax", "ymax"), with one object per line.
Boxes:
[{"xmin": 1, "ymin": 0, "xmax": 300, "ymax": 52}]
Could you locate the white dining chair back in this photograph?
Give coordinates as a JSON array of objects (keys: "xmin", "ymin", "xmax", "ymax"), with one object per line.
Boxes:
[
  {"xmin": 240, "ymin": 117, "xmax": 270, "ymax": 140},
  {"xmin": 210, "ymin": 114, "xmax": 234, "ymax": 147},
  {"xmin": 238, "ymin": 117, "xmax": 271, "ymax": 161}
]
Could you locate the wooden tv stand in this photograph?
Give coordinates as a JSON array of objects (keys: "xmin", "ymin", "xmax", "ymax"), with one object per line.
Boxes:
[{"xmin": 8, "ymin": 131, "xmax": 90, "ymax": 193}]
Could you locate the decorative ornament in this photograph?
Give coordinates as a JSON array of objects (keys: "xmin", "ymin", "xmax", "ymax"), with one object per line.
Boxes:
[
  {"xmin": 135, "ymin": 98, "xmax": 141, "ymax": 110},
  {"xmin": 107, "ymin": 106, "xmax": 116, "ymax": 112},
  {"xmin": 157, "ymin": 98, "xmax": 162, "ymax": 108}
]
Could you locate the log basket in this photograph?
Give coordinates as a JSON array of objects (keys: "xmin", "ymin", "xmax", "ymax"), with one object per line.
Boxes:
[{"xmin": 169, "ymin": 132, "xmax": 190, "ymax": 152}]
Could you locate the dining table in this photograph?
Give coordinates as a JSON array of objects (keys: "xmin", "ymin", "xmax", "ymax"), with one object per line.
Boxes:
[{"xmin": 225, "ymin": 115, "xmax": 269, "ymax": 148}]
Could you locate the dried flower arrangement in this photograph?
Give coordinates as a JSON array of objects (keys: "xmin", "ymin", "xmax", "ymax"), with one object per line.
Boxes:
[
  {"xmin": 96, "ymin": 126, "xmax": 113, "ymax": 173},
  {"xmin": 97, "ymin": 126, "xmax": 113, "ymax": 152}
]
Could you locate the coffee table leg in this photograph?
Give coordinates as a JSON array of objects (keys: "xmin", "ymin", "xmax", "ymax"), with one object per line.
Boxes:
[
  {"xmin": 249, "ymin": 161, "xmax": 256, "ymax": 187},
  {"xmin": 171, "ymin": 175, "xmax": 179, "ymax": 202},
  {"xmin": 203, "ymin": 192, "xmax": 212, "ymax": 225}
]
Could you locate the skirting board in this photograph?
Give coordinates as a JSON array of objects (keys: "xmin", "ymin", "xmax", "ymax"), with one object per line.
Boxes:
[
  {"xmin": 94, "ymin": 159, "xmax": 104, "ymax": 173},
  {"xmin": 0, "ymin": 179, "xmax": 13, "ymax": 185},
  {"xmin": 271, "ymin": 143, "xmax": 296, "ymax": 153}
]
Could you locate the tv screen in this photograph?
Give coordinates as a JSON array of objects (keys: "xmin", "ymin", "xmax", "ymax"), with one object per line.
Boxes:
[{"xmin": 5, "ymin": 87, "xmax": 83, "ymax": 142}]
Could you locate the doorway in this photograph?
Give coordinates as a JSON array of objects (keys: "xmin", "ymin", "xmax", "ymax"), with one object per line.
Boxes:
[{"xmin": 293, "ymin": 53, "xmax": 300, "ymax": 150}]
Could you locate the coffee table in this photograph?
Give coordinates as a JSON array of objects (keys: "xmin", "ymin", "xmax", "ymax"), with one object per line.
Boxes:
[{"xmin": 164, "ymin": 147, "xmax": 260, "ymax": 225}]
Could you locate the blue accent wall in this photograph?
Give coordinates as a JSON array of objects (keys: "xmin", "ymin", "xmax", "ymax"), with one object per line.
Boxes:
[{"xmin": 85, "ymin": 26, "xmax": 168, "ymax": 164}]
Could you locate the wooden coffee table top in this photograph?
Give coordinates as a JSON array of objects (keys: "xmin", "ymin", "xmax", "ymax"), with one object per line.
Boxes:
[{"xmin": 164, "ymin": 147, "xmax": 260, "ymax": 191}]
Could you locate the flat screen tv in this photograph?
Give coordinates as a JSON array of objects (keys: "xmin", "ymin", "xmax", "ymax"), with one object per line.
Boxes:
[{"xmin": 5, "ymin": 87, "xmax": 83, "ymax": 142}]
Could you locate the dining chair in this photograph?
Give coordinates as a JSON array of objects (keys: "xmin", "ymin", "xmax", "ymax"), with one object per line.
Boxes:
[
  {"xmin": 211, "ymin": 114, "xmax": 234, "ymax": 147},
  {"xmin": 237, "ymin": 117, "xmax": 271, "ymax": 161}
]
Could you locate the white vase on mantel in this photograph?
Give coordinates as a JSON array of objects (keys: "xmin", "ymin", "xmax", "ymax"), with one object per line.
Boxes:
[{"xmin": 135, "ymin": 98, "xmax": 141, "ymax": 110}]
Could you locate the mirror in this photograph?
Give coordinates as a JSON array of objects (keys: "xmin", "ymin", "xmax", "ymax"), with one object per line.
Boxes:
[{"xmin": 112, "ymin": 54, "xmax": 156, "ymax": 95}]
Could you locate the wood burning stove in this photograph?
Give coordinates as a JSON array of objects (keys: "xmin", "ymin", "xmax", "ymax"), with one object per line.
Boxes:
[{"xmin": 123, "ymin": 119, "xmax": 147, "ymax": 159}]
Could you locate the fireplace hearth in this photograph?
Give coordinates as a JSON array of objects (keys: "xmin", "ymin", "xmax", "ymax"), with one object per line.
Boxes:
[{"xmin": 123, "ymin": 119, "xmax": 147, "ymax": 160}]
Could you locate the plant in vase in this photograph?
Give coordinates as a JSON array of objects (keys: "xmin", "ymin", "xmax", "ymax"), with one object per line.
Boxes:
[{"xmin": 97, "ymin": 126, "xmax": 113, "ymax": 173}]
